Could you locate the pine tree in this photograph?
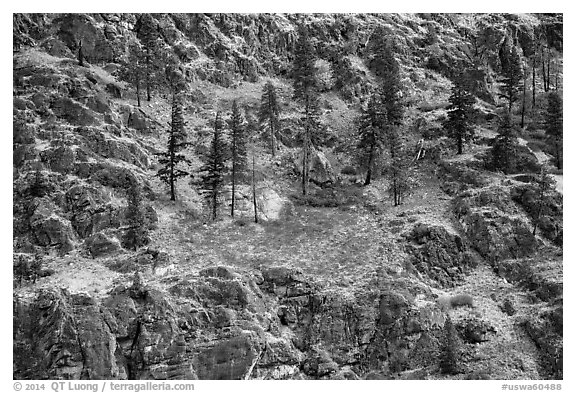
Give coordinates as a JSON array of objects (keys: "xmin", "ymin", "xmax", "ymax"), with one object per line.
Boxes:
[
  {"xmin": 28, "ymin": 167, "xmax": 49, "ymax": 198},
  {"xmin": 357, "ymin": 92, "xmax": 385, "ymax": 186},
  {"xmin": 499, "ymin": 37, "xmax": 523, "ymax": 114},
  {"xmin": 137, "ymin": 13, "xmax": 161, "ymax": 102},
  {"xmin": 118, "ymin": 41, "xmax": 146, "ymax": 107},
  {"xmin": 293, "ymin": 25, "xmax": 318, "ymax": 102},
  {"xmin": 386, "ymin": 128, "xmax": 413, "ymax": 206},
  {"xmin": 258, "ymin": 81, "xmax": 281, "ymax": 156},
  {"xmin": 545, "ymin": 91, "xmax": 562, "ymax": 170},
  {"xmin": 368, "ymin": 28, "xmax": 400, "ymax": 81},
  {"xmin": 492, "ymin": 113, "xmax": 518, "ymax": 174},
  {"xmin": 440, "ymin": 317, "xmax": 460, "ymax": 375},
  {"xmin": 532, "ymin": 167, "xmax": 555, "ymax": 235},
  {"xmin": 77, "ymin": 39, "xmax": 86, "ymax": 67},
  {"xmin": 122, "ymin": 176, "xmax": 149, "ymax": 251},
  {"xmin": 156, "ymin": 92, "xmax": 189, "ymax": 201},
  {"xmin": 292, "ymin": 24, "xmax": 323, "ymax": 195},
  {"xmin": 200, "ymin": 112, "xmax": 227, "ymax": 220},
  {"xmin": 444, "ymin": 74, "xmax": 476, "ymax": 154},
  {"xmin": 229, "ymin": 100, "xmax": 247, "ymax": 218},
  {"xmin": 300, "ymin": 92, "xmax": 323, "ymax": 196}
]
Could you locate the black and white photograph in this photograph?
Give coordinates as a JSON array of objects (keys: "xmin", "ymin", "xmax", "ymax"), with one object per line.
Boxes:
[{"xmin": 11, "ymin": 7, "xmax": 564, "ymax": 388}]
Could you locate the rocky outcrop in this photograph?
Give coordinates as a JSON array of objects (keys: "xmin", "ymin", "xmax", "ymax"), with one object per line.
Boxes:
[
  {"xmin": 511, "ymin": 184, "xmax": 563, "ymax": 246},
  {"xmin": 453, "ymin": 187, "xmax": 537, "ymax": 264},
  {"xmin": 14, "ymin": 265, "xmax": 451, "ymax": 380},
  {"xmin": 404, "ymin": 223, "xmax": 477, "ymax": 287}
]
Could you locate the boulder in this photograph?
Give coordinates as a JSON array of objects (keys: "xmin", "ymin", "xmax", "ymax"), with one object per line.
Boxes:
[
  {"xmin": 85, "ymin": 232, "xmax": 120, "ymax": 257},
  {"xmin": 127, "ymin": 109, "xmax": 150, "ymax": 132},
  {"xmin": 51, "ymin": 97, "xmax": 98, "ymax": 126},
  {"xmin": 225, "ymin": 185, "xmax": 293, "ymax": 222},
  {"xmin": 29, "ymin": 199, "xmax": 75, "ymax": 254},
  {"xmin": 293, "ymin": 148, "xmax": 336, "ymax": 186},
  {"xmin": 105, "ymin": 82, "xmax": 122, "ymax": 98}
]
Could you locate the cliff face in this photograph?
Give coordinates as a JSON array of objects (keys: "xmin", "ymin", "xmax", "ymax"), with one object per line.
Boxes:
[{"xmin": 13, "ymin": 13, "xmax": 562, "ymax": 380}]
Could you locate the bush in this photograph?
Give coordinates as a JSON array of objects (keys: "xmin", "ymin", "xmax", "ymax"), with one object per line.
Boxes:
[
  {"xmin": 340, "ymin": 165, "xmax": 357, "ymax": 175},
  {"xmin": 14, "ymin": 254, "xmax": 43, "ymax": 286},
  {"xmin": 450, "ymin": 293, "xmax": 474, "ymax": 308}
]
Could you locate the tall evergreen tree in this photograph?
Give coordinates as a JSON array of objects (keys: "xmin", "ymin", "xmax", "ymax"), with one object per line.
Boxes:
[
  {"xmin": 545, "ymin": 91, "xmax": 563, "ymax": 170},
  {"xmin": 491, "ymin": 113, "xmax": 518, "ymax": 174},
  {"xmin": 444, "ymin": 74, "xmax": 476, "ymax": 154},
  {"xmin": 293, "ymin": 25, "xmax": 318, "ymax": 102},
  {"xmin": 300, "ymin": 93, "xmax": 323, "ymax": 195},
  {"xmin": 292, "ymin": 25, "xmax": 323, "ymax": 195},
  {"xmin": 200, "ymin": 112, "xmax": 227, "ymax": 220},
  {"xmin": 122, "ymin": 176, "xmax": 149, "ymax": 251},
  {"xmin": 357, "ymin": 92, "xmax": 385, "ymax": 186},
  {"xmin": 77, "ymin": 39, "xmax": 86, "ymax": 67},
  {"xmin": 531, "ymin": 167, "xmax": 555, "ymax": 235},
  {"xmin": 137, "ymin": 13, "xmax": 161, "ymax": 102},
  {"xmin": 386, "ymin": 128, "xmax": 413, "ymax": 206},
  {"xmin": 258, "ymin": 81, "xmax": 281, "ymax": 156},
  {"xmin": 229, "ymin": 100, "xmax": 247, "ymax": 218},
  {"xmin": 499, "ymin": 37, "xmax": 523, "ymax": 114},
  {"xmin": 156, "ymin": 92, "xmax": 189, "ymax": 201},
  {"xmin": 118, "ymin": 41, "xmax": 146, "ymax": 107},
  {"xmin": 368, "ymin": 28, "xmax": 400, "ymax": 81},
  {"xmin": 440, "ymin": 317, "xmax": 460, "ymax": 375}
]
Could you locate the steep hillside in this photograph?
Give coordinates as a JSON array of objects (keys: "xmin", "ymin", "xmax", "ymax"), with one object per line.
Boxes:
[{"xmin": 13, "ymin": 13, "xmax": 562, "ymax": 381}]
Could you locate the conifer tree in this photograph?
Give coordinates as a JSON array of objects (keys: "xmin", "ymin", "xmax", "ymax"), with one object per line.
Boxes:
[
  {"xmin": 357, "ymin": 92, "xmax": 385, "ymax": 186},
  {"xmin": 300, "ymin": 93, "xmax": 323, "ymax": 195},
  {"xmin": 499, "ymin": 37, "xmax": 523, "ymax": 114},
  {"xmin": 77, "ymin": 39, "xmax": 86, "ymax": 67},
  {"xmin": 137, "ymin": 13, "xmax": 161, "ymax": 102},
  {"xmin": 229, "ymin": 100, "xmax": 247, "ymax": 218},
  {"xmin": 200, "ymin": 112, "xmax": 227, "ymax": 220},
  {"xmin": 545, "ymin": 91, "xmax": 563, "ymax": 170},
  {"xmin": 258, "ymin": 81, "xmax": 281, "ymax": 156},
  {"xmin": 292, "ymin": 25, "xmax": 317, "ymax": 102},
  {"xmin": 386, "ymin": 128, "xmax": 413, "ymax": 206},
  {"xmin": 531, "ymin": 167, "xmax": 555, "ymax": 235},
  {"xmin": 368, "ymin": 28, "xmax": 400, "ymax": 81},
  {"xmin": 118, "ymin": 41, "xmax": 146, "ymax": 107},
  {"xmin": 491, "ymin": 113, "xmax": 518, "ymax": 174},
  {"xmin": 440, "ymin": 317, "xmax": 460, "ymax": 375},
  {"xmin": 156, "ymin": 92, "xmax": 189, "ymax": 201},
  {"xmin": 292, "ymin": 25, "xmax": 323, "ymax": 195},
  {"xmin": 444, "ymin": 74, "xmax": 476, "ymax": 154},
  {"xmin": 28, "ymin": 167, "xmax": 49, "ymax": 198},
  {"xmin": 122, "ymin": 176, "xmax": 149, "ymax": 251}
]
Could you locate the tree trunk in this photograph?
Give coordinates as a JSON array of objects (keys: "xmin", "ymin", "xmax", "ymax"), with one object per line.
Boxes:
[
  {"xmin": 547, "ymin": 46, "xmax": 551, "ymax": 92},
  {"xmin": 364, "ymin": 137, "xmax": 375, "ymax": 186},
  {"xmin": 231, "ymin": 159, "xmax": 236, "ymax": 218},
  {"xmin": 457, "ymin": 134, "xmax": 463, "ymax": 155},
  {"xmin": 555, "ymin": 138, "xmax": 562, "ymax": 170},
  {"xmin": 252, "ymin": 155, "xmax": 258, "ymax": 223},
  {"xmin": 521, "ymin": 75, "xmax": 526, "ymax": 129},
  {"xmin": 146, "ymin": 50, "xmax": 152, "ymax": 102},
  {"xmin": 136, "ymin": 78, "xmax": 141, "ymax": 107},
  {"xmin": 302, "ymin": 136, "xmax": 308, "ymax": 196},
  {"xmin": 532, "ymin": 56, "xmax": 536, "ymax": 111},
  {"xmin": 212, "ymin": 189, "xmax": 217, "ymax": 221},
  {"xmin": 542, "ymin": 46, "xmax": 548, "ymax": 92},
  {"xmin": 269, "ymin": 117, "xmax": 275, "ymax": 157}
]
